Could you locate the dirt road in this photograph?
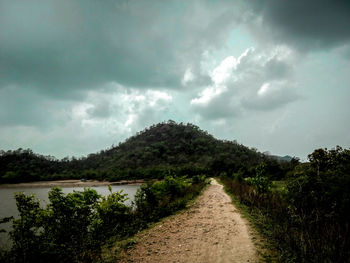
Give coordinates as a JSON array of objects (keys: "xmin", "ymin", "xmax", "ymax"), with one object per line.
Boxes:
[{"xmin": 120, "ymin": 179, "xmax": 259, "ymax": 263}]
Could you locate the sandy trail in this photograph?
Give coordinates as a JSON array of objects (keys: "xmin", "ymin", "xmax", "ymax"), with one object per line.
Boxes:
[{"xmin": 119, "ymin": 179, "xmax": 259, "ymax": 263}]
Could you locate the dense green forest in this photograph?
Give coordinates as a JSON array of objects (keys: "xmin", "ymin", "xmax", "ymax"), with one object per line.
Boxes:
[{"xmin": 0, "ymin": 121, "xmax": 294, "ymax": 183}]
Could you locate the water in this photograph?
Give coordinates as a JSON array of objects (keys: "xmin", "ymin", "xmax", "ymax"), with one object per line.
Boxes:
[{"xmin": 0, "ymin": 185, "xmax": 140, "ymax": 248}]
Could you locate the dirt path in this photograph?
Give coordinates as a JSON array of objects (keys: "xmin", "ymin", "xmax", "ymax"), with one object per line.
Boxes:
[{"xmin": 119, "ymin": 179, "xmax": 259, "ymax": 263}]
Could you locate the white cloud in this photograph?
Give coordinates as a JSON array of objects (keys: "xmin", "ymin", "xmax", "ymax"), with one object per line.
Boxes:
[
  {"xmin": 68, "ymin": 83, "xmax": 173, "ymax": 137},
  {"xmin": 190, "ymin": 48, "xmax": 256, "ymax": 107},
  {"xmin": 257, "ymin": 83, "xmax": 270, "ymax": 96},
  {"xmin": 72, "ymin": 103, "xmax": 93, "ymax": 120},
  {"xmin": 182, "ymin": 68, "xmax": 195, "ymax": 86},
  {"xmin": 190, "ymin": 85, "xmax": 227, "ymax": 106},
  {"xmin": 211, "ymin": 56, "xmax": 236, "ymax": 85},
  {"xmin": 191, "ymin": 46, "xmax": 299, "ymax": 119},
  {"xmin": 146, "ymin": 90, "xmax": 172, "ymax": 106}
]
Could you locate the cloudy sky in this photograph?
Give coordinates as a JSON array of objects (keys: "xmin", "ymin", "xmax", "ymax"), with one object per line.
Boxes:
[{"xmin": 1, "ymin": 0, "xmax": 350, "ymax": 159}]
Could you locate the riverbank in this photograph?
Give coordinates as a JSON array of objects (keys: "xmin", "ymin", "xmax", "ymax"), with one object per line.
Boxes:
[{"xmin": 0, "ymin": 179, "xmax": 145, "ymax": 188}]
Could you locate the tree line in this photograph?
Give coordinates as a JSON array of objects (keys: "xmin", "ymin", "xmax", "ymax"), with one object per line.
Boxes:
[{"xmin": 1, "ymin": 121, "xmax": 293, "ymax": 183}]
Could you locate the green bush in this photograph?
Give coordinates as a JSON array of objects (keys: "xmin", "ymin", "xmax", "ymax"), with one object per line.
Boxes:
[
  {"xmin": 97, "ymin": 186, "xmax": 131, "ymax": 238},
  {"xmin": 245, "ymin": 162, "xmax": 272, "ymax": 193},
  {"xmin": 1, "ymin": 175, "xmax": 207, "ymax": 263},
  {"xmin": 133, "ymin": 175, "xmax": 201, "ymax": 222},
  {"xmin": 1, "ymin": 187, "xmax": 130, "ymax": 263},
  {"xmin": 220, "ymin": 147, "xmax": 350, "ymax": 263}
]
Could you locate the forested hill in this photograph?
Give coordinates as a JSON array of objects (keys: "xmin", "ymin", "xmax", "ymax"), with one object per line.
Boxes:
[
  {"xmin": 82, "ymin": 121, "xmax": 264, "ymax": 172},
  {"xmin": 0, "ymin": 121, "xmax": 293, "ymax": 183}
]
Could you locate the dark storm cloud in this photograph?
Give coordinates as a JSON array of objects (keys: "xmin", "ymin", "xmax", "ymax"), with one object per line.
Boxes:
[
  {"xmin": 0, "ymin": 85, "xmax": 69, "ymax": 127},
  {"xmin": 0, "ymin": 0, "xmax": 242, "ymax": 98},
  {"xmin": 246, "ymin": 0, "xmax": 350, "ymax": 51}
]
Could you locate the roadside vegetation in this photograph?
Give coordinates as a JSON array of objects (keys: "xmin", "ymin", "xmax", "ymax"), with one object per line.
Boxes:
[
  {"xmin": 1, "ymin": 121, "xmax": 349, "ymax": 263},
  {"xmin": 220, "ymin": 146, "xmax": 350, "ymax": 263},
  {"xmin": 0, "ymin": 175, "xmax": 208, "ymax": 263}
]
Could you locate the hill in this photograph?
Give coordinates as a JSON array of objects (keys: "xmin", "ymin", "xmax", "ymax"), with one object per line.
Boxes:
[
  {"xmin": 0, "ymin": 121, "xmax": 293, "ymax": 183},
  {"xmin": 270, "ymin": 155, "xmax": 293, "ymax": 162}
]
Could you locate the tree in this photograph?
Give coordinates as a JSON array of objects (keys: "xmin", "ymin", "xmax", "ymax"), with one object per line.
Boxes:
[{"xmin": 245, "ymin": 162, "xmax": 272, "ymax": 193}]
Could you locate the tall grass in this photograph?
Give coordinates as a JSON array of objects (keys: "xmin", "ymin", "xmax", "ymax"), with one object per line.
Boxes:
[{"xmin": 220, "ymin": 175, "xmax": 350, "ymax": 263}]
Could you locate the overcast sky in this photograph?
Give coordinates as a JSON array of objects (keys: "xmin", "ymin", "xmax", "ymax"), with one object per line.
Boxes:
[{"xmin": 1, "ymin": 0, "xmax": 350, "ymax": 159}]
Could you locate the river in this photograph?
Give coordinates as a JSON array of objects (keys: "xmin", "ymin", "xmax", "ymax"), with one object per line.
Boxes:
[{"xmin": 0, "ymin": 184, "xmax": 140, "ymax": 248}]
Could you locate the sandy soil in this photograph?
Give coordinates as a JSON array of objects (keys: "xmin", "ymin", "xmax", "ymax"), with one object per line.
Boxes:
[
  {"xmin": 119, "ymin": 179, "xmax": 259, "ymax": 263},
  {"xmin": 0, "ymin": 179, "xmax": 144, "ymax": 188}
]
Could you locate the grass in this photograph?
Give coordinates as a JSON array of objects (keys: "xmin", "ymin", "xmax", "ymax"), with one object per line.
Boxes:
[
  {"xmin": 216, "ymin": 177, "xmax": 282, "ymax": 263},
  {"xmin": 100, "ymin": 237, "xmax": 137, "ymax": 263},
  {"xmin": 218, "ymin": 176, "xmax": 350, "ymax": 263}
]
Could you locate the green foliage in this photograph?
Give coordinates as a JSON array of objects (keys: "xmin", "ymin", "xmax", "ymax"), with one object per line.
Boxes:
[
  {"xmin": 0, "ymin": 176, "xmax": 207, "ymax": 263},
  {"xmin": 9, "ymin": 193, "xmax": 44, "ymax": 263},
  {"xmin": 245, "ymin": 162, "xmax": 273, "ymax": 193},
  {"xmin": 283, "ymin": 147, "xmax": 350, "ymax": 262},
  {"xmin": 133, "ymin": 175, "xmax": 206, "ymax": 223},
  {"xmin": 97, "ymin": 187, "xmax": 131, "ymax": 238},
  {"xmin": 1, "ymin": 121, "xmax": 274, "ymax": 183},
  {"xmin": 191, "ymin": 174, "xmax": 207, "ymax": 184},
  {"xmin": 1, "ymin": 187, "xmax": 130, "ymax": 263},
  {"xmin": 221, "ymin": 146, "xmax": 350, "ymax": 263},
  {"xmin": 43, "ymin": 188, "xmax": 102, "ymax": 263}
]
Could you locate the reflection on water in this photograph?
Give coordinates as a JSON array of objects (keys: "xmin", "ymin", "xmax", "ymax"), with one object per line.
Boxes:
[{"xmin": 0, "ymin": 185, "xmax": 140, "ymax": 248}]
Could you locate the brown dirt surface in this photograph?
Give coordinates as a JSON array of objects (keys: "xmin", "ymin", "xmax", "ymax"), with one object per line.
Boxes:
[{"xmin": 119, "ymin": 178, "xmax": 260, "ymax": 263}]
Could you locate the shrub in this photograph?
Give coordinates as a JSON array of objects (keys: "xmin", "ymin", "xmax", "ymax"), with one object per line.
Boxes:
[
  {"xmin": 1, "ymin": 187, "xmax": 131, "ymax": 263},
  {"xmin": 245, "ymin": 162, "xmax": 272, "ymax": 193},
  {"xmin": 1, "ymin": 175, "xmax": 208, "ymax": 263},
  {"xmin": 133, "ymin": 176, "xmax": 194, "ymax": 221},
  {"xmin": 97, "ymin": 186, "xmax": 131, "ymax": 238},
  {"xmin": 220, "ymin": 147, "xmax": 350, "ymax": 263}
]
